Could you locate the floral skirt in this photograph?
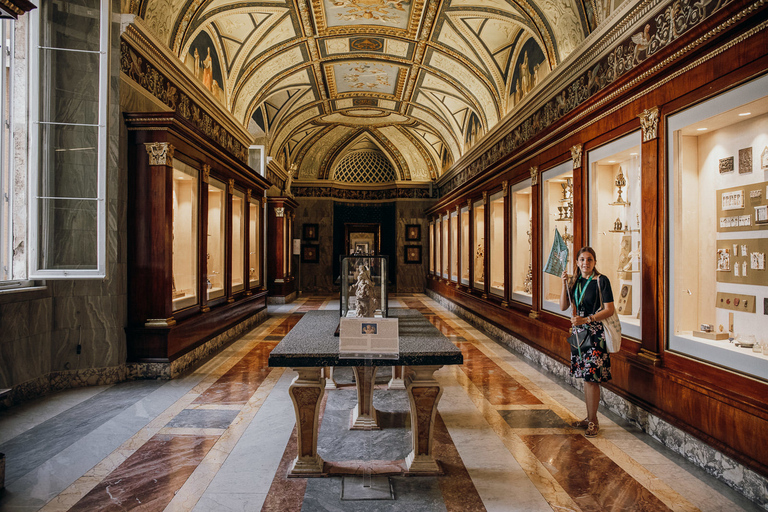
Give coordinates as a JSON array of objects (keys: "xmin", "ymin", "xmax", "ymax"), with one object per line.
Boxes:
[{"xmin": 569, "ymin": 322, "xmax": 612, "ymax": 383}]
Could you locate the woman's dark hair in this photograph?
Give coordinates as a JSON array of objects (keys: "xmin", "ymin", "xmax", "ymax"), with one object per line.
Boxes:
[{"xmin": 568, "ymin": 246, "xmax": 601, "ymax": 298}]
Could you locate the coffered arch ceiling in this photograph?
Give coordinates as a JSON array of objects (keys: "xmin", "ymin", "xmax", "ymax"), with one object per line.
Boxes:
[{"xmin": 138, "ymin": 0, "xmax": 595, "ymax": 183}]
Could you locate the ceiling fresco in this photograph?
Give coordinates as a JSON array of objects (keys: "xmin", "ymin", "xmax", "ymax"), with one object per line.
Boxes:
[{"xmin": 136, "ymin": 0, "xmax": 601, "ymax": 184}]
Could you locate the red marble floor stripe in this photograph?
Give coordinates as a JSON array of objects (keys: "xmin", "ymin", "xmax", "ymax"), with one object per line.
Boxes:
[
  {"xmin": 269, "ymin": 313, "xmax": 304, "ymax": 335},
  {"xmin": 193, "ymin": 341, "xmax": 278, "ymax": 405},
  {"xmin": 296, "ymin": 296, "xmax": 331, "ymax": 312},
  {"xmin": 433, "ymin": 413, "xmax": 487, "ymax": 512},
  {"xmin": 401, "ymin": 297, "xmax": 433, "ymax": 313},
  {"xmin": 520, "ymin": 434, "xmax": 673, "ymax": 512},
  {"xmin": 457, "ymin": 342, "xmax": 542, "ymax": 405},
  {"xmin": 428, "ymin": 315, "xmax": 462, "ymax": 336},
  {"xmin": 69, "ymin": 434, "xmax": 218, "ymax": 512}
]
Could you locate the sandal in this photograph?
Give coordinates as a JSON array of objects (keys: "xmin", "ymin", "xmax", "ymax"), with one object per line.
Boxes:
[
  {"xmin": 571, "ymin": 418, "xmax": 589, "ymax": 429},
  {"xmin": 585, "ymin": 422, "xmax": 600, "ymax": 437}
]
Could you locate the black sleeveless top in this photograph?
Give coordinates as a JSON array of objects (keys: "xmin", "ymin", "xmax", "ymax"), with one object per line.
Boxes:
[{"xmin": 570, "ymin": 274, "xmax": 614, "ymax": 317}]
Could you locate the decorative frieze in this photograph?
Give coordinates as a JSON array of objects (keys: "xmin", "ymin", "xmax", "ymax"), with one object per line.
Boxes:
[
  {"xmin": 291, "ymin": 186, "xmax": 431, "ymax": 200},
  {"xmin": 639, "ymin": 106, "xmax": 660, "ymax": 142},
  {"xmin": 144, "ymin": 142, "xmax": 174, "ymax": 166},
  {"xmin": 571, "ymin": 144, "xmax": 583, "ymax": 169}
]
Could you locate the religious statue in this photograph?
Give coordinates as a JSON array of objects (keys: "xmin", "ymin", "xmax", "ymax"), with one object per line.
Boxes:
[{"xmin": 354, "ymin": 265, "xmax": 377, "ymax": 317}]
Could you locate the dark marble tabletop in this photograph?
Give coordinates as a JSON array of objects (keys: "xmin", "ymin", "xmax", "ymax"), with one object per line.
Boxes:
[{"xmin": 268, "ymin": 309, "xmax": 463, "ymax": 368}]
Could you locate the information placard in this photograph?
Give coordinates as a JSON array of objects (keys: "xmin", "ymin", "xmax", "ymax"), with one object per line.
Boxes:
[{"xmin": 339, "ymin": 318, "xmax": 399, "ymax": 359}]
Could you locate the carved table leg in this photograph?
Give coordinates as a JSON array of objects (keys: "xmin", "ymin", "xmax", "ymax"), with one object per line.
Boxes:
[
  {"xmin": 388, "ymin": 365, "xmax": 405, "ymax": 390},
  {"xmin": 405, "ymin": 365, "xmax": 444, "ymax": 474},
  {"xmin": 323, "ymin": 366, "xmax": 338, "ymax": 389},
  {"xmin": 350, "ymin": 366, "xmax": 380, "ymax": 430},
  {"xmin": 288, "ymin": 367, "xmax": 325, "ymax": 476}
]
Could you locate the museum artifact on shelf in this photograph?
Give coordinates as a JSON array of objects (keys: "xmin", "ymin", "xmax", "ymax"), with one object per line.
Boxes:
[
  {"xmin": 489, "ymin": 190, "xmax": 505, "ymax": 296},
  {"xmin": 340, "ymin": 255, "xmax": 389, "ymax": 319}
]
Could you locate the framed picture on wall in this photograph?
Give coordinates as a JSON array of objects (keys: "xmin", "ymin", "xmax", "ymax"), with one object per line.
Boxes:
[
  {"xmin": 302, "ymin": 244, "xmax": 319, "ymax": 263},
  {"xmin": 405, "ymin": 224, "xmax": 421, "ymax": 241},
  {"xmin": 303, "ymin": 223, "xmax": 318, "ymax": 240},
  {"xmin": 405, "ymin": 245, "xmax": 422, "ymax": 264}
]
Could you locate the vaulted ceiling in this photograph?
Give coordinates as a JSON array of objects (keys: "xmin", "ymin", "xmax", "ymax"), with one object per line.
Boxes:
[{"xmin": 137, "ymin": 0, "xmax": 601, "ymax": 184}]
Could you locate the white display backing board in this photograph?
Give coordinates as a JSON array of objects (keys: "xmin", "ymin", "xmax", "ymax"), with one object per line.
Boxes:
[{"xmin": 339, "ymin": 318, "xmax": 399, "ymax": 359}]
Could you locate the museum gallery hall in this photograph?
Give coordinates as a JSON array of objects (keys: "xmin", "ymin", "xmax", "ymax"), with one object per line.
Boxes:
[{"xmin": 0, "ymin": 0, "xmax": 767, "ymax": 510}]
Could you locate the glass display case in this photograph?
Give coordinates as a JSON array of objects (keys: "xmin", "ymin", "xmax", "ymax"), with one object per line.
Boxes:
[
  {"xmin": 450, "ymin": 210, "xmax": 458, "ymax": 282},
  {"xmin": 442, "ymin": 213, "xmax": 449, "ymax": 279},
  {"xmin": 340, "ymin": 255, "xmax": 389, "ymax": 318},
  {"xmin": 489, "ymin": 190, "xmax": 505, "ymax": 296},
  {"xmin": 435, "ymin": 217, "xmax": 442, "ymax": 277},
  {"xmin": 232, "ymin": 187, "xmax": 245, "ymax": 293},
  {"xmin": 429, "ymin": 221, "xmax": 435, "ymax": 274},
  {"xmin": 511, "ymin": 179, "xmax": 533, "ymax": 305},
  {"xmin": 667, "ymin": 73, "xmax": 768, "ymax": 381},
  {"xmin": 473, "ymin": 198, "xmax": 485, "ymax": 290},
  {"xmin": 172, "ymin": 160, "xmax": 199, "ymax": 311},
  {"xmin": 207, "ymin": 177, "xmax": 227, "ymax": 301},
  {"xmin": 249, "ymin": 195, "xmax": 261, "ymax": 287},
  {"xmin": 541, "ymin": 162, "xmax": 574, "ymax": 314},
  {"xmin": 460, "ymin": 205, "xmax": 470, "ymax": 285},
  {"xmin": 588, "ymin": 131, "xmax": 642, "ymax": 338}
]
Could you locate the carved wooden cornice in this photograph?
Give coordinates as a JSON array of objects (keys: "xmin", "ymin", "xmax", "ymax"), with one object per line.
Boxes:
[{"xmin": 0, "ymin": 0, "xmax": 35, "ymax": 18}]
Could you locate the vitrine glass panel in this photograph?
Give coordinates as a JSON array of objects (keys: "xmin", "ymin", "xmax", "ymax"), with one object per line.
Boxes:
[
  {"xmin": 450, "ymin": 211, "xmax": 458, "ymax": 281},
  {"xmin": 172, "ymin": 161, "xmax": 198, "ymax": 311},
  {"xmin": 287, "ymin": 217, "xmax": 293, "ymax": 276},
  {"xmin": 541, "ymin": 162, "xmax": 574, "ymax": 314},
  {"xmin": 249, "ymin": 198, "xmax": 261, "ymax": 286},
  {"xmin": 668, "ymin": 74, "xmax": 768, "ymax": 381},
  {"xmin": 473, "ymin": 199, "xmax": 485, "ymax": 290},
  {"xmin": 588, "ymin": 132, "xmax": 642, "ymax": 339},
  {"xmin": 442, "ymin": 214, "xmax": 449, "ymax": 279},
  {"xmin": 489, "ymin": 191, "xmax": 505, "ymax": 296},
  {"xmin": 460, "ymin": 206, "xmax": 470, "ymax": 285},
  {"xmin": 429, "ymin": 222, "xmax": 435, "ymax": 274},
  {"xmin": 435, "ymin": 218, "xmax": 442, "ymax": 276},
  {"xmin": 511, "ymin": 179, "xmax": 533, "ymax": 305},
  {"xmin": 207, "ymin": 178, "xmax": 226, "ymax": 300},
  {"xmin": 232, "ymin": 189, "xmax": 245, "ymax": 293}
]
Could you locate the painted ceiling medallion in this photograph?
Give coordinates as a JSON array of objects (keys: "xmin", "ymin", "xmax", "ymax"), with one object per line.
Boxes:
[
  {"xmin": 322, "ymin": 0, "xmax": 413, "ymax": 29},
  {"xmin": 334, "ymin": 61, "xmax": 399, "ymax": 94}
]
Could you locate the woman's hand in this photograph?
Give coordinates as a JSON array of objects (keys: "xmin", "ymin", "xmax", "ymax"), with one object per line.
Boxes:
[
  {"xmin": 561, "ymin": 271, "xmax": 569, "ymax": 287},
  {"xmin": 571, "ymin": 315, "xmax": 589, "ymax": 327}
]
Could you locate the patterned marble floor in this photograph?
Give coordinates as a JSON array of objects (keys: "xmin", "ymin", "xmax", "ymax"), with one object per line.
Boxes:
[{"xmin": 0, "ymin": 294, "xmax": 761, "ymax": 512}]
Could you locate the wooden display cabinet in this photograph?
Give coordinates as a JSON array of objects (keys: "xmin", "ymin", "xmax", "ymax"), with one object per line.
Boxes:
[
  {"xmin": 267, "ymin": 196, "xmax": 298, "ymax": 301},
  {"xmin": 125, "ymin": 112, "xmax": 269, "ymax": 363}
]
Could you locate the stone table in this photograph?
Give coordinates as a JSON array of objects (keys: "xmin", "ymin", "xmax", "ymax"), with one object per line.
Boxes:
[{"xmin": 268, "ymin": 309, "xmax": 463, "ymax": 477}]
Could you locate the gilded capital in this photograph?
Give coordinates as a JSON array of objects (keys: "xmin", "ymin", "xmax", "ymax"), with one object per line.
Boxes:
[
  {"xmin": 202, "ymin": 164, "xmax": 211, "ymax": 183},
  {"xmin": 639, "ymin": 106, "xmax": 660, "ymax": 142},
  {"xmin": 570, "ymin": 144, "xmax": 583, "ymax": 169},
  {"xmin": 530, "ymin": 165, "xmax": 539, "ymax": 186},
  {"xmin": 482, "ymin": 191, "xmax": 488, "ymax": 203},
  {"xmin": 246, "ymin": 188, "xmax": 252, "ymax": 202},
  {"xmin": 228, "ymin": 178, "xmax": 235, "ymax": 194},
  {"xmin": 502, "ymin": 180, "xmax": 508, "ymax": 197},
  {"xmin": 144, "ymin": 142, "xmax": 174, "ymax": 166},
  {"xmin": 275, "ymin": 206, "xmax": 285, "ymax": 218}
]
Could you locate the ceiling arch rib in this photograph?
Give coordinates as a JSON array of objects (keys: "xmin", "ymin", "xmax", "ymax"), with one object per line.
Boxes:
[{"xmin": 137, "ymin": 0, "xmax": 592, "ymax": 186}]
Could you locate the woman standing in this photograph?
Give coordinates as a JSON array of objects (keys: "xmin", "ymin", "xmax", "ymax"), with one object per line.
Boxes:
[{"xmin": 559, "ymin": 246, "xmax": 615, "ymax": 437}]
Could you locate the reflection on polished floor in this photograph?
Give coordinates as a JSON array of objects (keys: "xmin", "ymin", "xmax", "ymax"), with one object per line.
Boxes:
[{"xmin": 0, "ymin": 294, "xmax": 761, "ymax": 511}]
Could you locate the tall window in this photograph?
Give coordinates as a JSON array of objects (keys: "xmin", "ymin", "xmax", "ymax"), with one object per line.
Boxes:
[
  {"xmin": 29, "ymin": 0, "xmax": 109, "ymax": 278},
  {"xmin": 0, "ymin": 20, "xmax": 13, "ymax": 285}
]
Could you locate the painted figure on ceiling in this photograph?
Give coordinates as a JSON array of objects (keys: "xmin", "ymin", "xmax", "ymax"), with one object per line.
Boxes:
[{"xmin": 202, "ymin": 48, "xmax": 213, "ymax": 91}]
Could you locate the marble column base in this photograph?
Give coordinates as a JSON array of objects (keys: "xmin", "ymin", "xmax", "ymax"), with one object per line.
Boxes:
[
  {"xmin": 405, "ymin": 365, "xmax": 444, "ymax": 474},
  {"xmin": 323, "ymin": 366, "xmax": 338, "ymax": 389},
  {"xmin": 350, "ymin": 366, "xmax": 379, "ymax": 430},
  {"xmin": 388, "ymin": 365, "xmax": 406, "ymax": 390},
  {"xmin": 288, "ymin": 367, "xmax": 326, "ymax": 477}
]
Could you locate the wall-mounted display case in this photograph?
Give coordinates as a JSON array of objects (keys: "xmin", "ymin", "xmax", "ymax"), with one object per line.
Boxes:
[
  {"xmin": 588, "ymin": 132, "xmax": 642, "ymax": 339},
  {"xmin": 267, "ymin": 196, "xmax": 298, "ymax": 301},
  {"xmin": 249, "ymin": 195, "xmax": 262, "ymax": 287},
  {"xmin": 435, "ymin": 217, "xmax": 442, "ymax": 277},
  {"xmin": 450, "ymin": 210, "xmax": 458, "ymax": 282},
  {"xmin": 125, "ymin": 113, "xmax": 269, "ymax": 363},
  {"xmin": 541, "ymin": 162, "xmax": 574, "ymax": 315},
  {"xmin": 473, "ymin": 198, "xmax": 485, "ymax": 290},
  {"xmin": 511, "ymin": 179, "xmax": 533, "ymax": 305},
  {"xmin": 429, "ymin": 221, "xmax": 435, "ymax": 274},
  {"xmin": 460, "ymin": 205, "xmax": 470, "ymax": 286},
  {"xmin": 668, "ymin": 74, "xmax": 768, "ymax": 381},
  {"xmin": 442, "ymin": 213, "xmax": 449, "ymax": 279},
  {"xmin": 489, "ymin": 190, "xmax": 505, "ymax": 297}
]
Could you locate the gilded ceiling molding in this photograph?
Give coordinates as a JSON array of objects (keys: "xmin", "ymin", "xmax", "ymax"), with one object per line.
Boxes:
[
  {"xmin": 638, "ymin": 106, "xmax": 660, "ymax": 142},
  {"xmin": 306, "ymin": 37, "xmax": 328, "ymax": 103},
  {"xmin": 170, "ymin": 0, "xmax": 206, "ymax": 54},
  {"xmin": 121, "ymin": 23, "xmax": 250, "ymax": 163},
  {"xmin": 437, "ymin": 0, "xmax": 750, "ymax": 197},
  {"xmin": 293, "ymin": 124, "xmax": 337, "ymax": 171},
  {"xmin": 310, "ymin": 0, "xmax": 426, "ymax": 38},
  {"xmin": 395, "ymin": 125, "xmax": 438, "ymax": 181},
  {"xmin": 295, "ymin": 0, "xmax": 316, "ymax": 37}
]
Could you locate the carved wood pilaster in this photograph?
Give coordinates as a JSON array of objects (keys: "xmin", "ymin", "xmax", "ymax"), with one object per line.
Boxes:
[
  {"xmin": 530, "ymin": 166, "xmax": 539, "ymax": 185},
  {"xmin": 144, "ymin": 142, "xmax": 174, "ymax": 166},
  {"xmin": 202, "ymin": 164, "xmax": 210, "ymax": 183},
  {"xmin": 639, "ymin": 107, "xmax": 660, "ymax": 142},
  {"xmin": 570, "ymin": 144, "xmax": 583, "ymax": 169}
]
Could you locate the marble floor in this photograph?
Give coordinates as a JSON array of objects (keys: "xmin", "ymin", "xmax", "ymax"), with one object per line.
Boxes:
[{"xmin": 0, "ymin": 294, "xmax": 762, "ymax": 512}]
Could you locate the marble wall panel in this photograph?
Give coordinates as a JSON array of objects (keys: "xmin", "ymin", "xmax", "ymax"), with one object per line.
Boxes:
[
  {"xmin": 53, "ymin": 295, "xmax": 124, "ymax": 331},
  {"xmin": 12, "ymin": 334, "xmax": 51, "ymax": 386},
  {"xmin": 295, "ymin": 198, "xmax": 335, "ymax": 293}
]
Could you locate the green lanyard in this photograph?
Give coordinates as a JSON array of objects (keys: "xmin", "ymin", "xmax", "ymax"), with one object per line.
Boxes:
[{"xmin": 574, "ymin": 274, "xmax": 594, "ymax": 310}]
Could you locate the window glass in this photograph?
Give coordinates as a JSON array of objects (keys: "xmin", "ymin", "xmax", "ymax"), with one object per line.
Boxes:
[
  {"xmin": 450, "ymin": 211, "xmax": 458, "ymax": 281},
  {"xmin": 668, "ymin": 74, "xmax": 768, "ymax": 381},
  {"xmin": 249, "ymin": 197, "xmax": 261, "ymax": 286},
  {"xmin": 489, "ymin": 191, "xmax": 504, "ymax": 296},
  {"xmin": 172, "ymin": 161, "xmax": 198, "ymax": 311},
  {"xmin": 511, "ymin": 179, "xmax": 533, "ymax": 305},
  {"xmin": 460, "ymin": 205, "xmax": 469, "ymax": 285},
  {"xmin": 0, "ymin": 20, "xmax": 12, "ymax": 283},
  {"xmin": 442, "ymin": 214, "xmax": 449, "ymax": 279},
  {"xmin": 207, "ymin": 178, "xmax": 226, "ymax": 300},
  {"xmin": 473, "ymin": 199, "xmax": 485, "ymax": 290},
  {"xmin": 232, "ymin": 189, "xmax": 245, "ymax": 293},
  {"xmin": 541, "ymin": 162, "xmax": 574, "ymax": 314},
  {"xmin": 588, "ymin": 132, "xmax": 642, "ymax": 339}
]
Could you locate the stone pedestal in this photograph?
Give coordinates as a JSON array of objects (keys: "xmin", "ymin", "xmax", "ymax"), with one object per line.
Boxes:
[
  {"xmin": 288, "ymin": 368, "xmax": 326, "ymax": 476},
  {"xmin": 405, "ymin": 365, "xmax": 444, "ymax": 474},
  {"xmin": 350, "ymin": 366, "xmax": 379, "ymax": 430},
  {"xmin": 388, "ymin": 365, "xmax": 406, "ymax": 389}
]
